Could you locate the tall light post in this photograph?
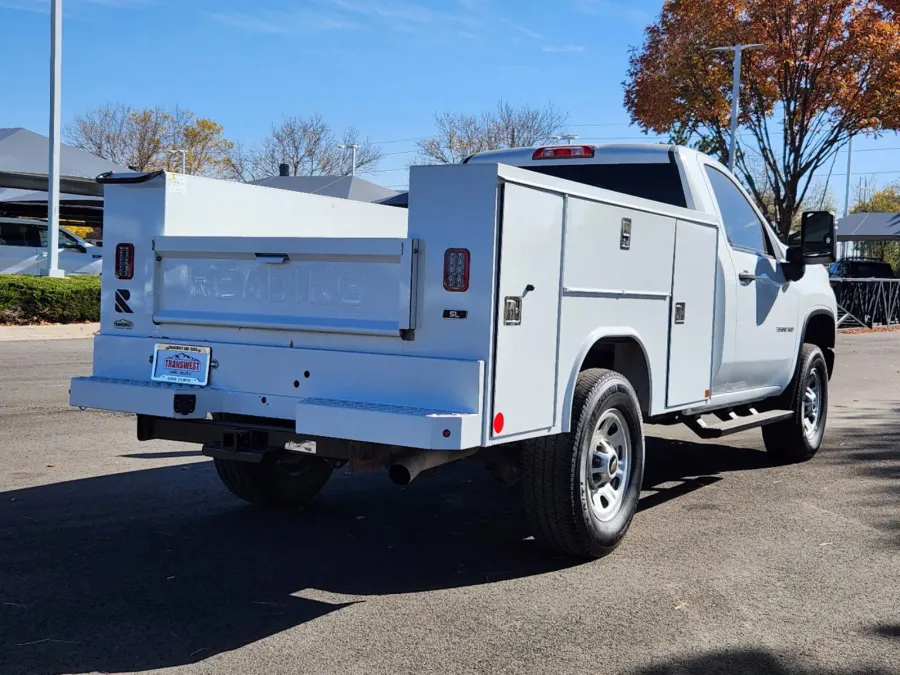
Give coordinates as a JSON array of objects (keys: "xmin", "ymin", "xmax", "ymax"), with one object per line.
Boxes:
[
  {"xmin": 710, "ymin": 43, "xmax": 764, "ymax": 171},
  {"xmin": 843, "ymin": 136, "xmax": 854, "ymax": 218},
  {"xmin": 45, "ymin": 0, "xmax": 64, "ymax": 277},
  {"xmin": 338, "ymin": 144, "xmax": 359, "ymax": 176},
  {"xmin": 168, "ymin": 148, "xmax": 186, "ymax": 174}
]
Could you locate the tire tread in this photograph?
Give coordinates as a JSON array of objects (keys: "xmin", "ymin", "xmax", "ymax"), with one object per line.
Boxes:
[
  {"xmin": 762, "ymin": 343, "xmax": 827, "ymax": 463},
  {"xmin": 523, "ymin": 368, "xmax": 634, "ymax": 558},
  {"xmin": 214, "ymin": 458, "xmax": 271, "ymax": 505}
]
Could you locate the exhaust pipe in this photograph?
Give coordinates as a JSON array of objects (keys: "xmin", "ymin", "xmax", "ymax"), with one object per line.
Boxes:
[{"xmin": 388, "ymin": 449, "xmax": 477, "ymax": 486}]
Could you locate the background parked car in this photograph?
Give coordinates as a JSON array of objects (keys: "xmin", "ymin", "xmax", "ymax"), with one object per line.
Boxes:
[
  {"xmin": 828, "ymin": 257, "xmax": 895, "ymax": 279},
  {"xmin": 0, "ymin": 218, "xmax": 102, "ymax": 275}
]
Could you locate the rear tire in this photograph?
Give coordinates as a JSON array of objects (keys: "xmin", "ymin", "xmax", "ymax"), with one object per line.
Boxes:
[
  {"xmin": 213, "ymin": 451, "xmax": 333, "ymax": 508},
  {"xmin": 522, "ymin": 368, "xmax": 645, "ymax": 559},
  {"xmin": 762, "ymin": 344, "xmax": 829, "ymax": 463}
]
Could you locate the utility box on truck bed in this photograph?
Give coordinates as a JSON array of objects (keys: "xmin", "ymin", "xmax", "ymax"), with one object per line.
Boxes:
[{"xmin": 72, "ymin": 144, "xmax": 838, "ymax": 559}]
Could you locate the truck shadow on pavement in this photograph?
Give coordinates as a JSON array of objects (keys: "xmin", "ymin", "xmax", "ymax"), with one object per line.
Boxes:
[
  {"xmin": 0, "ymin": 435, "xmax": 855, "ymax": 675},
  {"xmin": 625, "ymin": 647, "xmax": 898, "ymax": 675}
]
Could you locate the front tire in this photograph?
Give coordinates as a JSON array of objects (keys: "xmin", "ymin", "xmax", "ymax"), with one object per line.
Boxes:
[
  {"xmin": 762, "ymin": 344, "xmax": 829, "ymax": 463},
  {"xmin": 213, "ymin": 450, "xmax": 333, "ymax": 508},
  {"xmin": 523, "ymin": 368, "xmax": 645, "ymax": 559}
]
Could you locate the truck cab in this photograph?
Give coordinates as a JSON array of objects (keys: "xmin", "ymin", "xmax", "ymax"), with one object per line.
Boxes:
[
  {"xmin": 0, "ymin": 217, "xmax": 102, "ymax": 275},
  {"xmin": 464, "ymin": 143, "xmax": 837, "ymax": 403},
  {"xmin": 70, "ymin": 146, "xmax": 837, "ymax": 560}
]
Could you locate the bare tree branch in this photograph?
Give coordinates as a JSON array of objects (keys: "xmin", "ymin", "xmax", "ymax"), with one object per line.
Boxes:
[
  {"xmin": 242, "ymin": 115, "xmax": 383, "ymax": 180},
  {"xmin": 416, "ymin": 100, "xmax": 569, "ymax": 164}
]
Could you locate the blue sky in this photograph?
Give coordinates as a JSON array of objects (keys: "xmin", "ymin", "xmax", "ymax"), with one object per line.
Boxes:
[{"xmin": 1, "ymin": 0, "xmax": 898, "ymax": 209}]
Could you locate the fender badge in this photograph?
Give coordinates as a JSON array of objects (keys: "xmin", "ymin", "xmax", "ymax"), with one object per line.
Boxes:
[{"xmin": 113, "ymin": 318, "xmax": 134, "ymax": 330}]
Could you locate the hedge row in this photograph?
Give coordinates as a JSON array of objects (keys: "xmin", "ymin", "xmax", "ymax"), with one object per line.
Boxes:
[{"xmin": 0, "ymin": 274, "xmax": 101, "ymax": 325}]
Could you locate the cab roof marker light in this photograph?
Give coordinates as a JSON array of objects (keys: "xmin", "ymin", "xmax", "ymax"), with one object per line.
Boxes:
[{"xmin": 532, "ymin": 146, "xmax": 596, "ymax": 160}]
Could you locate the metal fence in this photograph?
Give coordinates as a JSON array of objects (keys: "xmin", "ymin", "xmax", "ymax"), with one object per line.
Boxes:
[{"xmin": 831, "ymin": 279, "xmax": 900, "ymax": 329}]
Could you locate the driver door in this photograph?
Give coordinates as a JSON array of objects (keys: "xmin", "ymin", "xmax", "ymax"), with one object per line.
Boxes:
[
  {"xmin": 704, "ymin": 165, "xmax": 799, "ymax": 392},
  {"xmin": 0, "ymin": 222, "xmax": 41, "ymax": 274}
]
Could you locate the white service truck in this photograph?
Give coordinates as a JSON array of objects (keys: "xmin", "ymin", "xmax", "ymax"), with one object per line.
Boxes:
[{"xmin": 71, "ymin": 144, "xmax": 837, "ymax": 559}]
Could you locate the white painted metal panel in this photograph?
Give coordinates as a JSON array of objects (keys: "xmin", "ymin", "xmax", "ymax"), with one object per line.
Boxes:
[
  {"xmin": 88, "ymin": 334, "xmax": 484, "ymax": 415},
  {"xmin": 726, "ymin": 247, "xmax": 801, "ymax": 391},
  {"xmin": 491, "ymin": 183, "xmax": 564, "ymax": 437},
  {"xmin": 152, "ymin": 236, "xmax": 417, "ymax": 337},
  {"xmin": 295, "ymin": 398, "xmax": 482, "ymax": 450},
  {"xmin": 563, "ymin": 197, "xmax": 675, "ymax": 297},
  {"xmin": 666, "ymin": 220, "xmax": 718, "ymax": 407},
  {"xmin": 160, "ymin": 172, "xmax": 408, "ymax": 238}
]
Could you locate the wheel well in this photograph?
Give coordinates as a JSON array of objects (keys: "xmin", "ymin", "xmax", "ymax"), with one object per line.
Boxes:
[
  {"xmin": 579, "ymin": 337, "xmax": 651, "ymax": 414},
  {"xmin": 803, "ymin": 312, "xmax": 836, "ymax": 377}
]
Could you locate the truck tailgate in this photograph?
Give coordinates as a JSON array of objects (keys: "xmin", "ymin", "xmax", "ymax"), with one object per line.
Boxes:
[{"xmin": 152, "ymin": 236, "xmax": 418, "ymax": 338}]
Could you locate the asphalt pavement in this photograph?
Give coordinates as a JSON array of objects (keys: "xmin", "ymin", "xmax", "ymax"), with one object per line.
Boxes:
[{"xmin": 0, "ymin": 335, "xmax": 898, "ymax": 675}]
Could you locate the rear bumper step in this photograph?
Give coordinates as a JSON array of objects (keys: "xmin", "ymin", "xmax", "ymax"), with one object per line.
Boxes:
[
  {"xmin": 71, "ymin": 376, "xmax": 482, "ymax": 451},
  {"xmin": 295, "ymin": 397, "xmax": 483, "ymax": 449}
]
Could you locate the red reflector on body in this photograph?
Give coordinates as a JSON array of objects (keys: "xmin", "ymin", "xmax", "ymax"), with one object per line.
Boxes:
[
  {"xmin": 115, "ymin": 243, "xmax": 134, "ymax": 280},
  {"xmin": 493, "ymin": 413, "xmax": 504, "ymax": 434},
  {"xmin": 443, "ymin": 248, "xmax": 470, "ymax": 292},
  {"xmin": 532, "ymin": 145, "xmax": 595, "ymax": 160}
]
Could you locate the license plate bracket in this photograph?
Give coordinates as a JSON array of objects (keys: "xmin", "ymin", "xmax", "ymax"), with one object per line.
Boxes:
[{"xmin": 151, "ymin": 343, "xmax": 212, "ymax": 386}]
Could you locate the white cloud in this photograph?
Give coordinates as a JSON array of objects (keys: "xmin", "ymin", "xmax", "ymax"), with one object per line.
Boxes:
[
  {"xmin": 507, "ymin": 22, "xmax": 543, "ymax": 40},
  {"xmin": 320, "ymin": 0, "xmax": 483, "ymax": 35},
  {"xmin": 574, "ymin": 0, "xmax": 652, "ymax": 24},
  {"xmin": 209, "ymin": 8, "xmax": 366, "ymax": 35},
  {"xmin": 0, "ymin": 0, "xmax": 153, "ymax": 12},
  {"xmin": 542, "ymin": 44, "xmax": 585, "ymax": 53}
]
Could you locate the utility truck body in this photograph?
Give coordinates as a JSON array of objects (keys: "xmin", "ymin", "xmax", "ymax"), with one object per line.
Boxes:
[{"xmin": 71, "ymin": 146, "xmax": 837, "ymax": 558}]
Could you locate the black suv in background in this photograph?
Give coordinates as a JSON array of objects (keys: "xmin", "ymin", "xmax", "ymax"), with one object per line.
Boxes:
[{"xmin": 828, "ymin": 258, "xmax": 895, "ymax": 279}]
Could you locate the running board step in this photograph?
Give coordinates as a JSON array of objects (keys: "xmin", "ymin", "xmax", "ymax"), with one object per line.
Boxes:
[{"xmin": 685, "ymin": 409, "xmax": 793, "ymax": 439}]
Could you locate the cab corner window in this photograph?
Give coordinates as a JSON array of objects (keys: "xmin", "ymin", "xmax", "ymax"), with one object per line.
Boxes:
[{"xmin": 705, "ymin": 166, "xmax": 767, "ymax": 255}]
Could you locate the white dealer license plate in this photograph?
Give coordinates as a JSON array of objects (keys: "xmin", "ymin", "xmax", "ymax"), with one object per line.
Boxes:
[{"xmin": 151, "ymin": 344, "xmax": 212, "ymax": 386}]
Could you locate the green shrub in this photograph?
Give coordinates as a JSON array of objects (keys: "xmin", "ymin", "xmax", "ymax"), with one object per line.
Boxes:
[{"xmin": 0, "ymin": 274, "xmax": 101, "ymax": 325}]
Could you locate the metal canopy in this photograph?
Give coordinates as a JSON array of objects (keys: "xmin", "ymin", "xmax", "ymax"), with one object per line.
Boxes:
[
  {"xmin": 0, "ymin": 171, "xmax": 103, "ymax": 196},
  {"xmin": 251, "ymin": 175, "xmax": 398, "ymax": 203},
  {"xmin": 836, "ymin": 212, "xmax": 900, "ymax": 241},
  {"xmin": 0, "ymin": 127, "xmax": 126, "ymax": 179}
]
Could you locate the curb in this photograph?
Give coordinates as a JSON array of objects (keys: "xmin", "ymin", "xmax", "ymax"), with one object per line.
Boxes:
[{"xmin": 0, "ymin": 323, "xmax": 99, "ymax": 342}]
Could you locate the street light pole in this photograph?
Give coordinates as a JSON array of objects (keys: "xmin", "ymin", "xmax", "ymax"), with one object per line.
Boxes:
[
  {"xmin": 843, "ymin": 136, "xmax": 854, "ymax": 218},
  {"xmin": 711, "ymin": 43, "xmax": 764, "ymax": 171},
  {"xmin": 169, "ymin": 149, "xmax": 186, "ymax": 174},
  {"xmin": 45, "ymin": 0, "xmax": 64, "ymax": 278},
  {"xmin": 338, "ymin": 144, "xmax": 360, "ymax": 176}
]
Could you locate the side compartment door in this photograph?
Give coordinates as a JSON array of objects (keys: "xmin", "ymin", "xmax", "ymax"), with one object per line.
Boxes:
[
  {"xmin": 491, "ymin": 183, "xmax": 564, "ymax": 438},
  {"xmin": 667, "ymin": 219, "xmax": 718, "ymax": 407}
]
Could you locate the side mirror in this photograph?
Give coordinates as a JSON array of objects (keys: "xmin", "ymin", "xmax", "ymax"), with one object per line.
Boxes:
[{"xmin": 788, "ymin": 211, "xmax": 835, "ymax": 265}]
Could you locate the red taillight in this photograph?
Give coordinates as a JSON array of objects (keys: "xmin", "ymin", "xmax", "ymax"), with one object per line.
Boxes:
[
  {"xmin": 443, "ymin": 248, "xmax": 470, "ymax": 292},
  {"xmin": 115, "ymin": 243, "xmax": 134, "ymax": 280},
  {"xmin": 532, "ymin": 145, "xmax": 595, "ymax": 160}
]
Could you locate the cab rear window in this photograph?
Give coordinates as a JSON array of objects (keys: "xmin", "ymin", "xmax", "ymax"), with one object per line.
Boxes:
[{"xmin": 523, "ymin": 162, "xmax": 688, "ymax": 208}]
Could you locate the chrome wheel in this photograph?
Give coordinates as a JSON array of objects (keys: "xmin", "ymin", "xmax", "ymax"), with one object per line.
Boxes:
[
  {"xmin": 803, "ymin": 369, "xmax": 822, "ymax": 440},
  {"xmin": 586, "ymin": 409, "xmax": 631, "ymax": 522}
]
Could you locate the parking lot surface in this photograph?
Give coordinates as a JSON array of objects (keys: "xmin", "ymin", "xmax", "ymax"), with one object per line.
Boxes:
[{"xmin": 0, "ymin": 334, "xmax": 898, "ymax": 675}]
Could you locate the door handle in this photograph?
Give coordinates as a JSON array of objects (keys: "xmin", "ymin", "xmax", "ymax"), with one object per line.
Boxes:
[
  {"xmin": 255, "ymin": 253, "xmax": 288, "ymax": 264},
  {"xmin": 739, "ymin": 272, "xmax": 757, "ymax": 283}
]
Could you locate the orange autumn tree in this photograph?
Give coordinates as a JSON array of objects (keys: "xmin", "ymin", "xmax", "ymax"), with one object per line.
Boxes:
[{"xmin": 624, "ymin": 0, "xmax": 900, "ymax": 238}]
